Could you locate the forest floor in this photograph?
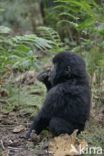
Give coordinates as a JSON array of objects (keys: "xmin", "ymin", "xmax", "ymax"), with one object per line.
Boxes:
[
  {"xmin": 0, "ymin": 71, "xmax": 104, "ymax": 156},
  {"xmin": 0, "ymin": 110, "xmax": 51, "ymax": 156}
]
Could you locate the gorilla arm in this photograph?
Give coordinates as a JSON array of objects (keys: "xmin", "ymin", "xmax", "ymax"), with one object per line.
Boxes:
[{"xmin": 37, "ymin": 70, "xmax": 52, "ymax": 91}]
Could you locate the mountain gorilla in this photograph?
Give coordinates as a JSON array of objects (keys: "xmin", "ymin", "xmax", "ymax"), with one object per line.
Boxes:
[{"xmin": 26, "ymin": 52, "xmax": 91, "ymax": 138}]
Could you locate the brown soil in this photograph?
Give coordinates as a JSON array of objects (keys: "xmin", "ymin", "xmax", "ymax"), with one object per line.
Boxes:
[{"xmin": 0, "ymin": 111, "xmax": 52, "ymax": 156}]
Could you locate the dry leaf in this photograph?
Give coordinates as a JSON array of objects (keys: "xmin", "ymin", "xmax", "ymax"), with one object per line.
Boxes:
[
  {"xmin": 49, "ymin": 130, "xmax": 88, "ymax": 156},
  {"xmin": 13, "ymin": 125, "xmax": 25, "ymax": 133},
  {"xmin": 78, "ymin": 140, "xmax": 88, "ymax": 155}
]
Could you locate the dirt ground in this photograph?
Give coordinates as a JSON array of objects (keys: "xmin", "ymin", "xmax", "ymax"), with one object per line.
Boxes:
[
  {"xmin": 0, "ymin": 110, "xmax": 104, "ymax": 156},
  {"xmin": 0, "ymin": 111, "xmax": 52, "ymax": 156}
]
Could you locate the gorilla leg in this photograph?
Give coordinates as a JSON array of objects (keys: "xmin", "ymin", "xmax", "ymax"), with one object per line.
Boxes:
[{"xmin": 49, "ymin": 117, "xmax": 74, "ymax": 136}]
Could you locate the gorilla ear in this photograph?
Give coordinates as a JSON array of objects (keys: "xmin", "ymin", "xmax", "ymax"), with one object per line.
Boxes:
[{"xmin": 65, "ymin": 66, "xmax": 71, "ymax": 76}]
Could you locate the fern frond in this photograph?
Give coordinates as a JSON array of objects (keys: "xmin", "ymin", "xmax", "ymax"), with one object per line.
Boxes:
[{"xmin": 37, "ymin": 26, "xmax": 63, "ymax": 48}]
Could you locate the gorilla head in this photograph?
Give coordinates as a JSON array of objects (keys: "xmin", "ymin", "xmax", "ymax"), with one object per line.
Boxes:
[{"xmin": 49, "ymin": 52, "xmax": 87, "ymax": 85}]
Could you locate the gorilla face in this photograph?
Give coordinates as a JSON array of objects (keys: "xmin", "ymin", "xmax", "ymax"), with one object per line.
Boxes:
[
  {"xmin": 49, "ymin": 63, "xmax": 71, "ymax": 85},
  {"xmin": 49, "ymin": 52, "xmax": 87, "ymax": 85}
]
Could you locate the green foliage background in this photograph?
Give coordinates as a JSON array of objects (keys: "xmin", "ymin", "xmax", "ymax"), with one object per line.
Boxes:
[{"xmin": 0, "ymin": 0, "xmax": 104, "ymax": 151}]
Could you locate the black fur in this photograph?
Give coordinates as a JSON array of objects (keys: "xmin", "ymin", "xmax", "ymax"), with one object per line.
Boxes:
[{"xmin": 26, "ymin": 52, "xmax": 91, "ymax": 138}]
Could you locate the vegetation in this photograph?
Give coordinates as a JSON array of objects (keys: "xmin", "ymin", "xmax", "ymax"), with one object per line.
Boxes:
[{"xmin": 0, "ymin": 0, "xmax": 104, "ymax": 156}]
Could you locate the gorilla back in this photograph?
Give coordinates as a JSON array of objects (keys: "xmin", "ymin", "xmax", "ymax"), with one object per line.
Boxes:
[{"xmin": 26, "ymin": 52, "xmax": 91, "ymax": 138}]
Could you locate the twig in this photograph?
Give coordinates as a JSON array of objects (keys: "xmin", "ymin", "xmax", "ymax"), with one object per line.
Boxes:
[{"xmin": 0, "ymin": 140, "xmax": 5, "ymax": 150}]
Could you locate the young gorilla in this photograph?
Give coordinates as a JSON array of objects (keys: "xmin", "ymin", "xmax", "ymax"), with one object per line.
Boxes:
[{"xmin": 26, "ymin": 52, "xmax": 91, "ymax": 138}]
